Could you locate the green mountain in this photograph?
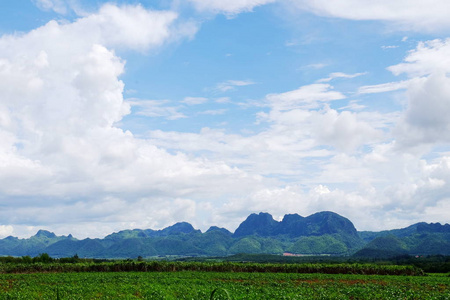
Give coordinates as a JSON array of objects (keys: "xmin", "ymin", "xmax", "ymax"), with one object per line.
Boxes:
[
  {"xmin": 234, "ymin": 211, "xmax": 360, "ymax": 239},
  {"xmin": 0, "ymin": 212, "xmax": 448, "ymax": 258},
  {"xmin": 0, "ymin": 230, "xmax": 71, "ymax": 257},
  {"xmin": 355, "ymin": 222, "xmax": 450, "ymax": 258}
]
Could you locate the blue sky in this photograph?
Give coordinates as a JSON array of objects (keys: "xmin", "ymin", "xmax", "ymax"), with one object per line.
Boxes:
[{"xmin": 0, "ymin": 0, "xmax": 450, "ymax": 238}]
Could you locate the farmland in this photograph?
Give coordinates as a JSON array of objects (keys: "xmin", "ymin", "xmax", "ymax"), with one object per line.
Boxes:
[{"xmin": 0, "ymin": 262, "xmax": 449, "ymax": 299}]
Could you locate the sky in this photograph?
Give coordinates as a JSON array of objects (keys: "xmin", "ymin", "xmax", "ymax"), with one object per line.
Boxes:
[{"xmin": 1, "ymin": 0, "xmax": 450, "ymax": 239}]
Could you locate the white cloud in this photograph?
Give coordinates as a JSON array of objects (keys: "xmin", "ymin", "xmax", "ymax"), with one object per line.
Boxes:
[
  {"xmin": 304, "ymin": 63, "xmax": 328, "ymax": 70},
  {"xmin": 0, "ymin": 4, "xmax": 266, "ymax": 237},
  {"xmin": 199, "ymin": 109, "xmax": 227, "ymax": 115},
  {"xmin": 3, "ymin": 3, "xmax": 450, "ymax": 238},
  {"xmin": 394, "ymin": 74, "xmax": 450, "ymax": 147},
  {"xmin": 215, "ymin": 97, "xmax": 231, "ymax": 103},
  {"xmin": 215, "ymin": 80, "xmax": 255, "ymax": 92},
  {"xmin": 128, "ymin": 99, "xmax": 187, "ymax": 120},
  {"xmin": 290, "ymin": 0, "xmax": 450, "ymax": 32},
  {"xmin": 148, "ymin": 82, "xmax": 385, "ymax": 179},
  {"xmin": 311, "ymin": 106, "xmax": 382, "ymax": 151},
  {"xmin": 33, "ymin": 0, "xmax": 70, "ymax": 14},
  {"xmin": 81, "ymin": 4, "xmax": 189, "ymax": 52},
  {"xmin": 317, "ymin": 72, "xmax": 366, "ymax": 83},
  {"xmin": 381, "ymin": 45, "xmax": 399, "ymax": 50},
  {"xmin": 339, "ymin": 100, "xmax": 366, "ymax": 111},
  {"xmin": 266, "ymin": 83, "xmax": 345, "ymax": 110},
  {"xmin": 388, "ymin": 39, "xmax": 450, "ymax": 77},
  {"xmin": 0, "ymin": 225, "xmax": 14, "ymax": 238},
  {"xmin": 188, "ymin": 0, "xmax": 276, "ymax": 16},
  {"xmin": 358, "ymin": 80, "xmax": 410, "ymax": 94},
  {"xmin": 182, "ymin": 96, "xmax": 208, "ymax": 105},
  {"xmin": 386, "ymin": 39, "xmax": 450, "ymax": 147}
]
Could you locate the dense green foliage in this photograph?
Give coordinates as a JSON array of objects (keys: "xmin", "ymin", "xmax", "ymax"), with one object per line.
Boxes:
[
  {"xmin": 0, "ymin": 258, "xmax": 425, "ymax": 276},
  {"xmin": 287, "ymin": 235, "xmax": 348, "ymax": 254},
  {"xmin": 184, "ymin": 253, "xmax": 450, "ymax": 273},
  {"xmin": 1, "ymin": 271, "xmax": 449, "ymax": 299}
]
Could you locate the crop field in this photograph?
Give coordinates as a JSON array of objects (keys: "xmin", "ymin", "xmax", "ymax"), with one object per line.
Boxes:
[{"xmin": 1, "ymin": 271, "xmax": 449, "ymax": 299}]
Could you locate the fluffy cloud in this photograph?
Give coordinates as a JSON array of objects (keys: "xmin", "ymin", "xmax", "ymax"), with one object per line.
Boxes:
[
  {"xmin": 145, "ymin": 61, "xmax": 450, "ymax": 232},
  {"xmin": 81, "ymin": 4, "xmax": 186, "ymax": 52},
  {"xmin": 389, "ymin": 39, "xmax": 450, "ymax": 77},
  {"xmin": 0, "ymin": 4, "xmax": 265, "ymax": 237},
  {"xmin": 396, "ymin": 74, "xmax": 450, "ymax": 146},
  {"xmin": 148, "ymin": 83, "xmax": 385, "ymax": 180},
  {"xmin": 2, "ymin": 2, "xmax": 450, "ymax": 238},
  {"xmin": 388, "ymin": 39, "xmax": 450, "ymax": 147},
  {"xmin": 311, "ymin": 107, "xmax": 382, "ymax": 151}
]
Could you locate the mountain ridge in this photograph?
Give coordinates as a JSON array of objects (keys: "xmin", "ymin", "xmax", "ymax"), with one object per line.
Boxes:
[{"xmin": 1, "ymin": 211, "xmax": 448, "ymax": 258}]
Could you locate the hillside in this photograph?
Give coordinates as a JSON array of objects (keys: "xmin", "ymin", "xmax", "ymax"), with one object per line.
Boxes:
[
  {"xmin": 0, "ymin": 211, "xmax": 448, "ymax": 258},
  {"xmin": 355, "ymin": 222, "xmax": 450, "ymax": 258}
]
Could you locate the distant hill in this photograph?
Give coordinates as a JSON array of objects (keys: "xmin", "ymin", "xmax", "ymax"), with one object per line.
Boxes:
[
  {"xmin": 355, "ymin": 222, "xmax": 450, "ymax": 258},
  {"xmin": 0, "ymin": 212, "xmax": 448, "ymax": 258}
]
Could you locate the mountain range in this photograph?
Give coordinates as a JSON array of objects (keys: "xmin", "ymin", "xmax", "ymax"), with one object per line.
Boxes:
[{"xmin": 1, "ymin": 211, "xmax": 449, "ymax": 258}]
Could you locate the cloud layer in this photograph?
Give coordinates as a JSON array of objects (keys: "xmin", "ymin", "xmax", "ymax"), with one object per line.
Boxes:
[
  {"xmin": 1, "ymin": 1, "xmax": 450, "ymax": 239},
  {"xmin": 0, "ymin": 3, "xmax": 259, "ymax": 238}
]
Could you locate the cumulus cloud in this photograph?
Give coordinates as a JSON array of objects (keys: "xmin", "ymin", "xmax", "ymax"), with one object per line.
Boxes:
[
  {"xmin": 311, "ymin": 106, "xmax": 382, "ymax": 151},
  {"xmin": 148, "ymin": 82, "xmax": 385, "ymax": 181},
  {"xmin": 395, "ymin": 74, "xmax": 450, "ymax": 147},
  {"xmin": 3, "ymin": 2, "xmax": 450, "ymax": 238},
  {"xmin": 387, "ymin": 39, "xmax": 450, "ymax": 147},
  {"xmin": 83, "ymin": 4, "xmax": 187, "ymax": 52},
  {"xmin": 0, "ymin": 4, "xmax": 265, "ymax": 237},
  {"xmin": 389, "ymin": 39, "xmax": 450, "ymax": 77}
]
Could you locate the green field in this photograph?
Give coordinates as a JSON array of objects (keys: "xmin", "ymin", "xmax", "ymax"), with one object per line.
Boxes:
[{"xmin": 1, "ymin": 271, "xmax": 449, "ymax": 299}]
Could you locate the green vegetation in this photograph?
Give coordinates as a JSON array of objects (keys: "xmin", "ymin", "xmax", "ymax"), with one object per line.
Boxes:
[
  {"xmin": 184, "ymin": 253, "xmax": 450, "ymax": 273},
  {"xmin": 0, "ymin": 260, "xmax": 424, "ymax": 276},
  {"xmin": 358, "ymin": 222, "xmax": 450, "ymax": 256},
  {"xmin": 1, "ymin": 254, "xmax": 449, "ymax": 299},
  {"xmin": 288, "ymin": 235, "xmax": 348, "ymax": 255},
  {"xmin": 1, "ymin": 271, "xmax": 449, "ymax": 299}
]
